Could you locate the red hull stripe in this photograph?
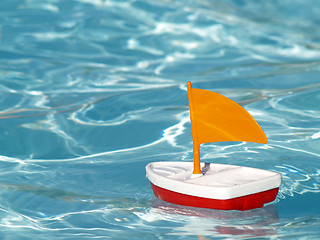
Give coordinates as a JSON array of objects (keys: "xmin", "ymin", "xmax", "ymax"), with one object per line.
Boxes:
[{"xmin": 150, "ymin": 183, "xmax": 279, "ymax": 211}]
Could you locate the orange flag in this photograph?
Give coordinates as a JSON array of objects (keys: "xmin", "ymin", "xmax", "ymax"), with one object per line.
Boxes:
[{"xmin": 187, "ymin": 82, "xmax": 267, "ymax": 174}]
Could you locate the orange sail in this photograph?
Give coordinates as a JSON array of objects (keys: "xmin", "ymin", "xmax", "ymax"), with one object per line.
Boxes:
[{"xmin": 187, "ymin": 82, "xmax": 267, "ymax": 174}]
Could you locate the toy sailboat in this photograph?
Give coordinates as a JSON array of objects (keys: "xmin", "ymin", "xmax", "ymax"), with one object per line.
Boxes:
[{"xmin": 146, "ymin": 82, "xmax": 281, "ymax": 211}]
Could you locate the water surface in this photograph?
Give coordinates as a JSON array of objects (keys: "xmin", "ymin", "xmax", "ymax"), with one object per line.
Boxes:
[{"xmin": 0, "ymin": 0, "xmax": 320, "ymax": 239}]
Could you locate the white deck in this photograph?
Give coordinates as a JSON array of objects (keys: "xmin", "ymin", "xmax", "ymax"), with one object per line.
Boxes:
[{"xmin": 146, "ymin": 162, "xmax": 281, "ymax": 199}]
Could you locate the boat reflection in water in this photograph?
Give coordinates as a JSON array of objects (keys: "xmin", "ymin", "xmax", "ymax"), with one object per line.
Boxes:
[{"xmin": 151, "ymin": 199, "xmax": 279, "ymax": 238}]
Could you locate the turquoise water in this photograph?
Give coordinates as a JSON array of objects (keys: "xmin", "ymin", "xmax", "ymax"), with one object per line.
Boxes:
[{"xmin": 1, "ymin": 0, "xmax": 320, "ymax": 239}]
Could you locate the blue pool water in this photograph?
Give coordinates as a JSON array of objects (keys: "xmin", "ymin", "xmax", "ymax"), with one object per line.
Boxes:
[{"xmin": 1, "ymin": 0, "xmax": 320, "ymax": 239}]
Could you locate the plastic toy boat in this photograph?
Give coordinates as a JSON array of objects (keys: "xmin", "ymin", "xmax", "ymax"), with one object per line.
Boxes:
[{"xmin": 146, "ymin": 82, "xmax": 281, "ymax": 211}]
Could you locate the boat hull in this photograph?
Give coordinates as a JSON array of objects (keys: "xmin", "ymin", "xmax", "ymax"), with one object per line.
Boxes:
[
  {"xmin": 146, "ymin": 162, "xmax": 281, "ymax": 211},
  {"xmin": 151, "ymin": 182, "xmax": 279, "ymax": 211}
]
